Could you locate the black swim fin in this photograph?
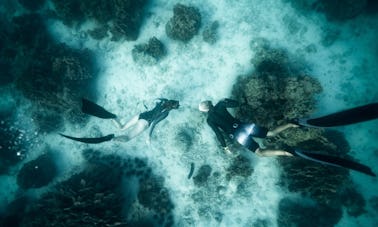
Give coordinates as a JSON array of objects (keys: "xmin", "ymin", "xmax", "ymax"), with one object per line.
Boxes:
[
  {"xmin": 294, "ymin": 150, "xmax": 376, "ymax": 177},
  {"xmin": 82, "ymin": 98, "xmax": 117, "ymax": 119},
  {"xmin": 297, "ymin": 103, "xmax": 378, "ymax": 127},
  {"xmin": 59, "ymin": 133, "xmax": 115, "ymax": 144}
]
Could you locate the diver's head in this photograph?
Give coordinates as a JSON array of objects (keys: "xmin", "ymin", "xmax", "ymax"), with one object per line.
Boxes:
[{"xmin": 199, "ymin": 100, "xmax": 213, "ymax": 112}]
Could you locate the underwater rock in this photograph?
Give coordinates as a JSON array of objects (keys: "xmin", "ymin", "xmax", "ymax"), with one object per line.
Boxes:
[
  {"xmin": 233, "ymin": 47, "xmax": 322, "ymax": 128},
  {"xmin": 17, "ymin": 152, "xmax": 58, "ymax": 189},
  {"xmin": 193, "ymin": 164, "xmax": 212, "ymax": 187},
  {"xmin": 19, "ymin": 154, "xmax": 125, "ymax": 226},
  {"xmin": 279, "ymin": 155, "xmax": 349, "ymax": 206},
  {"xmin": 0, "ymin": 119, "xmax": 27, "ymax": 174},
  {"xmin": 19, "ymin": 149, "xmax": 174, "ymax": 227},
  {"xmin": 202, "ymin": 21, "xmax": 219, "ymax": 44},
  {"xmin": 51, "ymin": 0, "xmax": 148, "ymax": 40},
  {"xmin": 285, "ymin": 0, "xmax": 368, "ymax": 21},
  {"xmin": 137, "ymin": 176, "xmax": 175, "ymax": 225},
  {"xmin": 226, "ymin": 155, "xmax": 253, "ymax": 181},
  {"xmin": 11, "ymin": 13, "xmax": 50, "ymax": 50},
  {"xmin": 174, "ymin": 126, "xmax": 196, "ymax": 151},
  {"xmin": 15, "ymin": 43, "xmax": 96, "ymax": 128},
  {"xmin": 166, "ymin": 4, "xmax": 202, "ymax": 42},
  {"xmin": 277, "ymin": 197, "xmax": 342, "ymax": 227},
  {"xmin": 0, "ymin": 196, "xmax": 33, "ymax": 227},
  {"xmin": 18, "ymin": 0, "xmax": 45, "ymax": 11},
  {"xmin": 317, "ymin": 0, "xmax": 367, "ymax": 21},
  {"xmin": 339, "ymin": 186, "xmax": 366, "ymax": 217},
  {"xmin": 132, "ymin": 37, "xmax": 167, "ymax": 65},
  {"xmin": 233, "ymin": 73, "xmax": 322, "ymax": 128}
]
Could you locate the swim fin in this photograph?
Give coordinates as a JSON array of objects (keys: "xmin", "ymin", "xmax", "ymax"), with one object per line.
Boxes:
[
  {"xmin": 297, "ymin": 103, "xmax": 378, "ymax": 127},
  {"xmin": 59, "ymin": 133, "xmax": 115, "ymax": 144},
  {"xmin": 294, "ymin": 150, "xmax": 376, "ymax": 177},
  {"xmin": 82, "ymin": 98, "xmax": 117, "ymax": 119}
]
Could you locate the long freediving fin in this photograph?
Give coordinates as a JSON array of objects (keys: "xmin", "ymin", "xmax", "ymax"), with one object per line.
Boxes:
[
  {"xmin": 297, "ymin": 103, "xmax": 378, "ymax": 127},
  {"xmin": 294, "ymin": 150, "xmax": 376, "ymax": 177},
  {"xmin": 82, "ymin": 98, "xmax": 117, "ymax": 119},
  {"xmin": 59, "ymin": 133, "xmax": 115, "ymax": 144}
]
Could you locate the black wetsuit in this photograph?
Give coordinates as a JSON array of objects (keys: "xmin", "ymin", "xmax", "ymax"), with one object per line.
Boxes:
[
  {"xmin": 139, "ymin": 100, "xmax": 173, "ymax": 125},
  {"xmin": 139, "ymin": 99, "xmax": 179, "ymax": 137},
  {"xmin": 206, "ymin": 99, "xmax": 268, "ymax": 151}
]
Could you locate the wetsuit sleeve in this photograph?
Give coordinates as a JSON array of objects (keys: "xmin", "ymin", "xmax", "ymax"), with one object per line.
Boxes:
[
  {"xmin": 220, "ymin": 98, "xmax": 240, "ymax": 108},
  {"xmin": 207, "ymin": 119, "xmax": 227, "ymax": 147}
]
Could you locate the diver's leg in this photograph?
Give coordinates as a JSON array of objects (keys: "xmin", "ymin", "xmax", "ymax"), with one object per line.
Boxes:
[
  {"xmin": 112, "ymin": 114, "xmax": 140, "ymax": 130},
  {"xmin": 255, "ymin": 148, "xmax": 294, "ymax": 157},
  {"xmin": 267, "ymin": 123, "xmax": 298, "ymax": 137},
  {"xmin": 113, "ymin": 119, "xmax": 149, "ymax": 142}
]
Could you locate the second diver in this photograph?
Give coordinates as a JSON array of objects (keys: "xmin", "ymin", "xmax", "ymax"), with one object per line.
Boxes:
[
  {"xmin": 199, "ymin": 98, "xmax": 377, "ymax": 177},
  {"xmin": 60, "ymin": 98, "xmax": 179, "ymax": 144}
]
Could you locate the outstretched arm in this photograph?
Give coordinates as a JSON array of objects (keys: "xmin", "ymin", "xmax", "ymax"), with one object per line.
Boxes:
[
  {"xmin": 267, "ymin": 123, "xmax": 298, "ymax": 137},
  {"xmin": 220, "ymin": 98, "xmax": 240, "ymax": 108},
  {"xmin": 148, "ymin": 111, "xmax": 169, "ymax": 140}
]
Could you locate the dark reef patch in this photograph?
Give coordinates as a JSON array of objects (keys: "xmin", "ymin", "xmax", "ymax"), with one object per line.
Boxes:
[
  {"xmin": 165, "ymin": 4, "xmax": 202, "ymax": 42},
  {"xmin": 7, "ymin": 149, "xmax": 175, "ymax": 226},
  {"xmin": 51, "ymin": 0, "xmax": 149, "ymax": 41},
  {"xmin": 285, "ymin": 0, "xmax": 372, "ymax": 21},
  {"xmin": 226, "ymin": 155, "xmax": 254, "ymax": 181},
  {"xmin": 277, "ymin": 197, "xmax": 342, "ymax": 227},
  {"xmin": 0, "ymin": 116, "xmax": 28, "ymax": 174},
  {"xmin": 18, "ymin": 0, "xmax": 46, "ymax": 11},
  {"xmin": 193, "ymin": 164, "xmax": 212, "ymax": 187},
  {"xmin": 132, "ymin": 37, "xmax": 167, "ymax": 65},
  {"xmin": 17, "ymin": 151, "xmax": 58, "ymax": 189}
]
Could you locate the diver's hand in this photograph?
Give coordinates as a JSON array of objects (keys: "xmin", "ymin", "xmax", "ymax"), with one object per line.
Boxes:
[{"xmin": 223, "ymin": 146, "xmax": 232, "ymax": 155}]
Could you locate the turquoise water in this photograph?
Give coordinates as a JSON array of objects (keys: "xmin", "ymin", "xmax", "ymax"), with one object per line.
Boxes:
[{"xmin": 1, "ymin": 0, "xmax": 377, "ymax": 226}]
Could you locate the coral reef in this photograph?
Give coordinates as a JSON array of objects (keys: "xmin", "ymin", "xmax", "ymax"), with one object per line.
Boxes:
[
  {"xmin": 277, "ymin": 197, "xmax": 342, "ymax": 227},
  {"xmin": 17, "ymin": 151, "xmax": 58, "ymax": 189},
  {"xmin": 18, "ymin": 0, "xmax": 45, "ymax": 11},
  {"xmin": 0, "ymin": 116, "xmax": 28, "ymax": 174},
  {"xmin": 166, "ymin": 4, "xmax": 202, "ymax": 42},
  {"xmin": 202, "ymin": 21, "xmax": 219, "ymax": 44},
  {"xmin": 132, "ymin": 37, "xmax": 167, "ymax": 65},
  {"xmin": 193, "ymin": 165, "xmax": 212, "ymax": 187},
  {"xmin": 15, "ymin": 43, "xmax": 96, "ymax": 130},
  {"xmin": 317, "ymin": 0, "xmax": 367, "ymax": 20},
  {"xmin": 51, "ymin": 0, "xmax": 149, "ymax": 41},
  {"xmin": 226, "ymin": 155, "xmax": 253, "ymax": 181},
  {"xmin": 233, "ymin": 47, "xmax": 322, "ymax": 128},
  {"xmin": 285, "ymin": 0, "xmax": 368, "ymax": 21},
  {"xmin": 15, "ymin": 149, "xmax": 175, "ymax": 226}
]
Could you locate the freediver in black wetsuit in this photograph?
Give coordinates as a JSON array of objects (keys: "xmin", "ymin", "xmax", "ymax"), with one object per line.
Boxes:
[
  {"xmin": 199, "ymin": 98, "xmax": 297, "ymax": 156},
  {"xmin": 60, "ymin": 98, "xmax": 179, "ymax": 144},
  {"xmin": 199, "ymin": 99, "xmax": 378, "ymax": 176}
]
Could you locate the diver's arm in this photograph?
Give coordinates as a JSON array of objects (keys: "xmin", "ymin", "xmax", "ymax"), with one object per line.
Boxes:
[
  {"xmin": 266, "ymin": 123, "xmax": 298, "ymax": 137},
  {"xmin": 148, "ymin": 111, "xmax": 169, "ymax": 139},
  {"xmin": 207, "ymin": 119, "xmax": 227, "ymax": 148},
  {"xmin": 255, "ymin": 148, "xmax": 294, "ymax": 157},
  {"xmin": 220, "ymin": 98, "xmax": 240, "ymax": 108},
  {"xmin": 112, "ymin": 115, "xmax": 140, "ymax": 130}
]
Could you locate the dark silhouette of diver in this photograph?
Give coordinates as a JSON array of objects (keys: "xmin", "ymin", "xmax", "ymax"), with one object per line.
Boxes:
[
  {"xmin": 60, "ymin": 98, "xmax": 179, "ymax": 144},
  {"xmin": 199, "ymin": 98, "xmax": 378, "ymax": 177}
]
